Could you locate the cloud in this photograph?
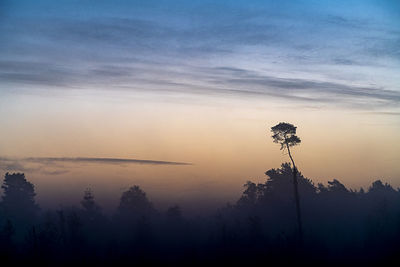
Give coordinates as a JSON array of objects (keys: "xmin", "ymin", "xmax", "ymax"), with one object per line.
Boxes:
[
  {"xmin": 193, "ymin": 66, "xmax": 400, "ymax": 107},
  {"xmin": 2, "ymin": 59, "xmax": 399, "ymax": 111},
  {"xmin": 23, "ymin": 157, "xmax": 191, "ymax": 165},
  {"xmin": 0, "ymin": 0, "xmax": 399, "ymax": 111},
  {"xmin": 0, "ymin": 156, "xmax": 192, "ymax": 176},
  {"xmin": 359, "ymin": 111, "xmax": 400, "ymax": 116},
  {"xmin": 0, "ymin": 157, "xmax": 30, "ymax": 172},
  {"xmin": 1, "ymin": 55, "xmax": 399, "ymax": 110},
  {"xmin": 41, "ymin": 170, "xmax": 70, "ymax": 176}
]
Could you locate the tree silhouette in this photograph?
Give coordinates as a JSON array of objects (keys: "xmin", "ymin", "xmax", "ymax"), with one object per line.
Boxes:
[
  {"xmin": 81, "ymin": 188, "xmax": 101, "ymax": 215},
  {"xmin": 264, "ymin": 163, "xmax": 316, "ymax": 201},
  {"xmin": 271, "ymin": 122, "xmax": 303, "ymax": 243},
  {"xmin": 117, "ymin": 185, "xmax": 155, "ymax": 220},
  {"xmin": 0, "ymin": 173, "xmax": 39, "ymax": 225},
  {"xmin": 166, "ymin": 205, "xmax": 182, "ymax": 220},
  {"xmin": 0, "ymin": 166, "xmax": 398, "ymax": 263},
  {"xmin": 237, "ymin": 181, "xmax": 260, "ymax": 206}
]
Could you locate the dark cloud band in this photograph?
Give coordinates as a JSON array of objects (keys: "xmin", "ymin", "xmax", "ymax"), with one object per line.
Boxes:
[
  {"xmin": 23, "ymin": 157, "xmax": 191, "ymax": 165},
  {"xmin": 0, "ymin": 156, "xmax": 192, "ymax": 176}
]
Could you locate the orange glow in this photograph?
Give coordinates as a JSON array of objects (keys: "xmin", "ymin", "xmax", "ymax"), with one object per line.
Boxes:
[{"xmin": 0, "ymin": 90, "xmax": 399, "ymax": 212}]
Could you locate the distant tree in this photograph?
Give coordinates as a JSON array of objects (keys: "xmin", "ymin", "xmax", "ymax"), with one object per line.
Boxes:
[
  {"xmin": 78, "ymin": 188, "xmax": 109, "ymax": 249},
  {"xmin": 264, "ymin": 163, "xmax": 316, "ymax": 201},
  {"xmin": 0, "ymin": 173, "xmax": 39, "ymax": 224},
  {"xmin": 368, "ymin": 180, "xmax": 397, "ymax": 195},
  {"xmin": 81, "ymin": 188, "xmax": 101, "ymax": 216},
  {"xmin": 166, "ymin": 205, "xmax": 182, "ymax": 220},
  {"xmin": 115, "ymin": 186, "xmax": 157, "ymax": 250},
  {"xmin": 367, "ymin": 180, "xmax": 398, "ymax": 216},
  {"xmin": 270, "ymin": 122, "xmax": 303, "ymax": 243},
  {"xmin": 327, "ymin": 179, "xmax": 348, "ymax": 193},
  {"xmin": 117, "ymin": 185, "xmax": 155, "ymax": 220},
  {"xmin": 237, "ymin": 181, "xmax": 260, "ymax": 206},
  {"xmin": 317, "ymin": 183, "xmax": 329, "ymax": 194}
]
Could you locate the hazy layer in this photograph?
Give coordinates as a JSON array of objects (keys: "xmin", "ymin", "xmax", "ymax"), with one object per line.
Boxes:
[{"xmin": 0, "ymin": 89, "xmax": 399, "ymax": 214}]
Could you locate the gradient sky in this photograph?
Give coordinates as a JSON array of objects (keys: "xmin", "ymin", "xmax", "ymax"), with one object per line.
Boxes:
[{"xmin": 0, "ymin": 0, "xmax": 399, "ymax": 213}]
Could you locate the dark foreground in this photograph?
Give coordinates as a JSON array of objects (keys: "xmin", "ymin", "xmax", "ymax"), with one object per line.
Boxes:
[{"xmin": 1, "ymin": 163, "xmax": 399, "ymax": 265}]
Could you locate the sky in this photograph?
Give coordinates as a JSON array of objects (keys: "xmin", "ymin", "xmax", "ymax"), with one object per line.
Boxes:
[{"xmin": 0, "ymin": 0, "xmax": 399, "ymax": 214}]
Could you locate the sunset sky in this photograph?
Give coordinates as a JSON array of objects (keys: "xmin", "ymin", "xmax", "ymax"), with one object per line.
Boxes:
[{"xmin": 1, "ymin": 0, "xmax": 399, "ymax": 213}]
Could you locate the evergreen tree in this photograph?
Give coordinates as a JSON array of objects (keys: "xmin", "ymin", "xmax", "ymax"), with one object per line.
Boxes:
[{"xmin": 1, "ymin": 173, "xmax": 39, "ymax": 223}]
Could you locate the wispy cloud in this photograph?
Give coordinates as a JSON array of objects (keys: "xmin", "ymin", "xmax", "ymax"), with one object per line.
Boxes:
[
  {"xmin": 0, "ymin": 1, "xmax": 399, "ymax": 110},
  {"xmin": 358, "ymin": 111, "xmax": 400, "ymax": 116},
  {"xmin": 0, "ymin": 156, "xmax": 192, "ymax": 176},
  {"xmin": 23, "ymin": 157, "xmax": 191, "ymax": 165}
]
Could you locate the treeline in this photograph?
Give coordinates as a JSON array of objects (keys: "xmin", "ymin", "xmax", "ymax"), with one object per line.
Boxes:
[{"xmin": 0, "ymin": 163, "xmax": 399, "ymax": 265}]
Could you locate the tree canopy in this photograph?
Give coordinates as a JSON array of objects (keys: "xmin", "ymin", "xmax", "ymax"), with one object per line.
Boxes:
[
  {"xmin": 271, "ymin": 122, "xmax": 301, "ymax": 150},
  {"xmin": 0, "ymin": 172, "xmax": 39, "ymax": 222}
]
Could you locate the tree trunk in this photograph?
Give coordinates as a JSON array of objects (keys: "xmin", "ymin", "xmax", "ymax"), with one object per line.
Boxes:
[
  {"xmin": 286, "ymin": 142, "xmax": 303, "ymax": 245},
  {"xmin": 292, "ymin": 166, "xmax": 303, "ymax": 245}
]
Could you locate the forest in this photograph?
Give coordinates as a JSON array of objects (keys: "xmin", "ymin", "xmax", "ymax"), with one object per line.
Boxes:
[{"xmin": 1, "ymin": 162, "xmax": 399, "ymax": 265}]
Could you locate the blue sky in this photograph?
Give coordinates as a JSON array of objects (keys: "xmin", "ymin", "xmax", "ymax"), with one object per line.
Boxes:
[{"xmin": 1, "ymin": 0, "xmax": 399, "ymax": 111}]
